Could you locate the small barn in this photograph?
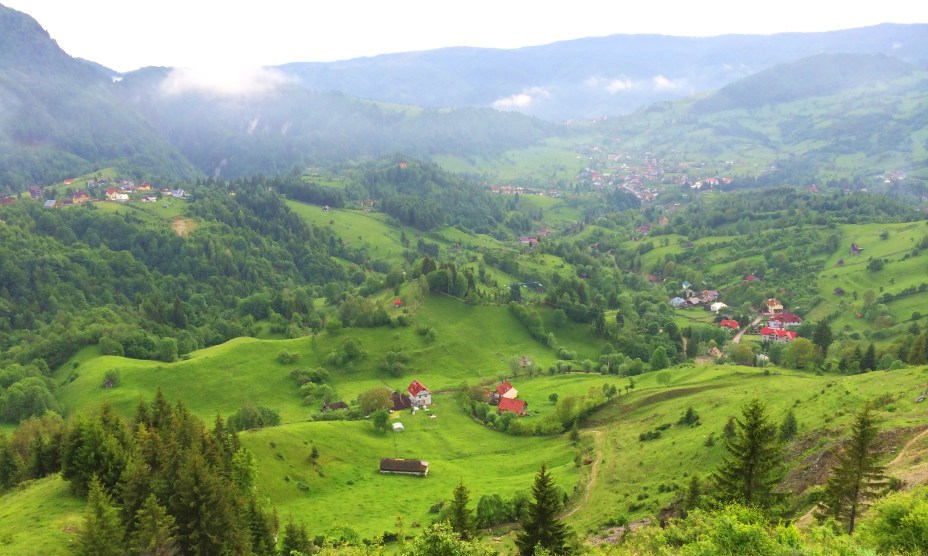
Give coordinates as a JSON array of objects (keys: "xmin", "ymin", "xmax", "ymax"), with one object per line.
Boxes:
[
  {"xmin": 498, "ymin": 397, "xmax": 528, "ymax": 416},
  {"xmin": 380, "ymin": 458, "xmax": 428, "ymax": 477}
]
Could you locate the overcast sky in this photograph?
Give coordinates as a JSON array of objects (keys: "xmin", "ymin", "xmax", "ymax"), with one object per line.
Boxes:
[{"xmin": 6, "ymin": 0, "xmax": 928, "ymax": 72}]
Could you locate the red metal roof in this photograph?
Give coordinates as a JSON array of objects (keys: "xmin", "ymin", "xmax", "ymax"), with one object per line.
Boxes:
[
  {"xmin": 407, "ymin": 380, "xmax": 428, "ymax": 396},
  {"xmin": 498, "ymin": 397, "xmax": 527, "ymax": 414}
]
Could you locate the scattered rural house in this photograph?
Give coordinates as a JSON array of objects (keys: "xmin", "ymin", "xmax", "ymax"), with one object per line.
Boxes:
[
  {"xmin": 669, "ymin": 297, "xmax": 687, "ymax": 308},
  {"xmin": 744, "ymin": 275, "xmax": 758, "ymax": 282},
  {"xmin": 768, "ymin": 313, "xmax": 803, "ymax": 329},
  {"xmin": 379, "ymin": 458, "xmax": 429, "ymax": 477},
  {"xmin": 63, "ymin": 178, "xmax": 74, "ymax": 185},
  {"xmin": 708, "ymin": 346, "xmax": 723, "ymax": 358},
  {"xmin": 720, "ymin": 319, "xmax": 740, "ymax": 331},
  {"xmin": 760, "ymin": 327, "xmax": 797, "ymax": 342},
  {"xmin": 170, "ymin": 188, "xmax": 186, "ymax": 198},
  {"xmin": 0, "ymin": 196, "xmax": 17, "ymax": 206},
  {"xmin": 137, "ymin": 182, "xmax": 152, "ymax": 191},
  {"xmin": 681, "ymin": 281, "xmax": 692, "ymax": 290},
  {"xmin": 834, "ymin": 287, "xmax": 845, "ymax": 296},
  {"xmin": 497, "ymin": 397, "xmax": 528, "ymax": 416},
  {"xmin": 43, "ymin": 199, "xmax": 57, "ymax": 209},
  {"xmin": 28, "ymin": 186, "xmax": 43, "ymax": 200},
  {"xmin": 710, "ymin": 301, "xmax": 728, "ymax": 313},
  {"xmin": 391, "ymin": 391, "xmax": 412, "ymax": 411},
  {"xmin": 407, "ymin": 380, "xmax": 432, "ymax": 407},
  {"xmin": 658, "ymin": 216, "xmax": 670, "ymax": 226},
  {"xmin": 321, "ymin": 400, "xmax": 349, "ymax": 412},
  {"xmin": 393, "ymin": 299, "xmax": 403, "ymax": 308},
  {"xmin": 105, "ymin": 187, "xmax": 121, "ymax": 200},
  {"xmin": 850, "ymin": 242, "xmax": 862, "ymax": 256},
  {"xmin": 391, "ymin": 422, "xmax": 405, "ymax": 432},
  {"xmin": 687, "ymin": 296, "xmax": 703, "ymax": 307},
  {"xmin": 765, "ymin": 298, "xmax": 784, "ymax": 314},
  {"xmin": 519, "ymin": 236, "xmax": 539, "ymax": 246},
  {"xmin": 71, "ymin": 190, "xmax": 90, "ymax": 204},
  {"xmin": 703, "ymin": 290, "xmax": 719, "ymax": 302},
  {"xmin": 490, "ymin": 380, "xmax": 519, "ymax": 403}
]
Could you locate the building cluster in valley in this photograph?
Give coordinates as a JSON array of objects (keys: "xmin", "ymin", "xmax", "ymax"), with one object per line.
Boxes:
[{"xmin": 1, "ymin": 178, "xmax": 185, "ymax": 209}]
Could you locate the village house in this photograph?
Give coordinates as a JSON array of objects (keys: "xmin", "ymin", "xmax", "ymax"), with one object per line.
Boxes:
[
  {"xmin": 765, "ymin": 298, "xmax": 784, "ymax": 315},
  {"xmin": 719, "ymin": 319, "xmax": 740, "ymax": 331},
  {"xmin": 489, "ymin": 380, "xmax": 519, "ymax": 405},
  {"xmin": 407, "ymin": 380, "xmax": 432, "ymax": 407},
  {"xmin": 760, "ymin": 327, "xmax": 797, "ymax": 342},
  {"xmin": 497, "ymin": 397, "xmax": 528, "ymax": 416},
  {"xmin": 71, "ymin": 190, "xmax": 90, "ymax": 204},
  {"xmin": 379, "ymin": 458, "xmax": 429, "ymax": 477},
  {"xmin": 768, "ymin": 313, "xmax": 803, "ymax": 329}
]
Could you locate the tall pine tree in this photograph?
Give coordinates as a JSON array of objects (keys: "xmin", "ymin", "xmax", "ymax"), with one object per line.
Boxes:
[
  {"xmin": 711, "ymin": 399, "xmax": 784, "ymax": 510},
  {"xmin": 447, "ymin": 481, "xmax": 477, "ymax": 541},
  {"xmin": 515, "ymin": 464, "xmax": 570, "ymax": 556},
  {"xmin": 816, "ymin": 404, "xmax": 887, "ymax": 534},
  {"xmin": 75, "ymin": 475, "xmax": 124, "ymax": 556}
]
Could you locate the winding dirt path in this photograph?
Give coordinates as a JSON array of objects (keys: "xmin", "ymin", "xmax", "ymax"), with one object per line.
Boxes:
[
  {"xmin": 563, "ymin": 430, "xmax": 603, "ymax": 519},
  {"xmin": 888, "ymin": 426, "xmax": 928, "ymax": 467}
]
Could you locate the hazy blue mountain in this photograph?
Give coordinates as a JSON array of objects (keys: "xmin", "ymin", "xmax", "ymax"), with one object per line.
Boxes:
[
  {"xmin": 0, "ymin": 4, "xmax": 200, "ymax": 189},
  {"xmin": 281, "ymin": 24, "xmax": 928, "ymax": 121},
  {"xmin": 2, "ymin": 0, "xmax": 926, "ymax": 188}
]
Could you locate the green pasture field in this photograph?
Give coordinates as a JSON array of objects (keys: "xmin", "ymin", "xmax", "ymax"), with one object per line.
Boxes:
[
  {"xmin": 434, "ymin": 144, "xmax": 585, "ymax": 186},
  {"xmin": 53, "ymin": 295, "xmax": 605, "ymax": 423},
  {"xmin": 94, "ymin": 196, "xmax": 190, "ymax": 221},
  {"xmin": 242, "ymin": 396, "xmax": 579, "ymax": 538},
  {"xmin": 569, "ymin": 363, "xmax": 928, "ymax": 532},
  {"xmin": 810, "ymin": 221, "xmax": 928, "ymax": 328},
  {"xmin": 287, "ymin": 202, "xmax": 409, "ymax": 264},
  {"xmin": 0, "ymin": 476, "xmax": 84, "ymax": 555}
]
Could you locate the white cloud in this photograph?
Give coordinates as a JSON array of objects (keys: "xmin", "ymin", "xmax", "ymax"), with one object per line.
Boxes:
[
  {"xmin": 606, "ymin": 78, "xmax": 636, "ymax": 93},
  {"xmin": 492, "ymin": 87, "xmax": 550, "ymax": 110},
  {"xmin": 652, "ymin": 75, "xmax": 688, "ymax": 91},
  {"xmin": 160, "ymin": 66, "xmax": 296, "ymax": 97}
]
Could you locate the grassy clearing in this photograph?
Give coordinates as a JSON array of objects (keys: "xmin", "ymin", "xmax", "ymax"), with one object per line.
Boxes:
[
  {"xmin": 570, "ymin": 364, "xmax": 928, "ymax": 533},
  {"xmin": 243, "ymin": 396, "xmax": 578, "ymax": 538},
  {"xmin": 0, "ymin": 476, "xmax": 84, "ymax": 555},
  {"xmin": 287, "ymin": 202, "xmax": 409, "ymax": 265}
]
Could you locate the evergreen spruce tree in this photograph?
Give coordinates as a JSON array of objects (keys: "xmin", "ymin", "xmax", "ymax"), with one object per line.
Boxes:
[
  {"xmin": 447, "ymin": 481, "xmax": 477, "ymax": 541},
  {"xmin": 908, "ymin": 332, "xmax": 927, "ymax": 365},
  {"xmin": 515, "ymin": 464, "xmax": 570, "ymax": 556},
  {"xmin": 683, "ymin": 474, "xmax": 702, "ymax": 513},
  {"xmin": 778, "ymin": 409, "xmax": 798, "ymax": 442},
  {"xmin": 860, "ymin": 343, "xmax": 877, "ymax": 372},
  {"xmin": 0, "ymin": 434, "xmax": 24, "ymax": 491},
  {"xmin": 816, "ymin": 404, "xmax": 887, "ymax": 534},
  {"xmin": 128, "ymin": 493, "xmax": 178, "ymax": 556},
  {"xmin": 812, "ymin": 319, "xmax": 834, "ymax": 356},
  {"xmin": 280, "ymin": 515, "xmax": 313, "ymax": 556},
  {"xmin": 76, "ymin": 475, "xmax": 125, "ymax": 556},
  {"xmin": 711, "ymin": 399, "xmax": 784, "ymax": 509}
]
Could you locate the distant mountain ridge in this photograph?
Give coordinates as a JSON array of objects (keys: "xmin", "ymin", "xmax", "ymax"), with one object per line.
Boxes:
[
  {"xmin": 1, "ymin": 1, "xmax": 927, "ymax": 189},
  {"xmin": 281, "ymin": 24, "xmax": 928, "ymax": 120}
]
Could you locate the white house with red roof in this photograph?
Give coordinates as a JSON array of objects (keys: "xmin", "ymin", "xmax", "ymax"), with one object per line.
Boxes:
[
  {"xmin": 768, "ymin": 313, "xmax": 803, "ymax": 329},
  {"xmin": 495, "ymin": 380, "xmax": 519, "ymax": 400},
  {"xmin": 407, "ymin": 380, "xmax": 432, "ymax": 407},
  {"xmin": 760, "ymin": 327, "xmax": 797, "ymax": 342}
]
